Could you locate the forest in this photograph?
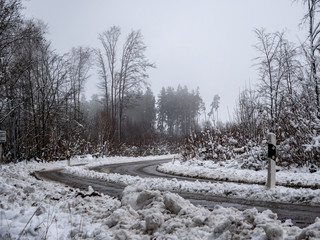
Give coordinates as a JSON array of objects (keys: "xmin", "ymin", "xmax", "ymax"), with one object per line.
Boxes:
[{"xmin": 1, "ymin": 0, "xmax": 320, "ymax": 168}]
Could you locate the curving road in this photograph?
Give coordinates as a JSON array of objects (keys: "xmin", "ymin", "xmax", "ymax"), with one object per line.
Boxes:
[{"xmin": 36, "ymin": 159, "xmax": 320, "ymax": 228}]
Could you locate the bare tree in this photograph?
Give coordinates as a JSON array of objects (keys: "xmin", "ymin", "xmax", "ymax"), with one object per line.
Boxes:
[
  {"xmin": 98, "ymin": 26, "xmax": 120, "ymax": 122},
  {"xmin": 0, "ymin": 0, "xmax": 23, "ymax": 57},
  {"xmin": 96, "ymin": 26, "xmax": 155, "ymax": 141},
  {"xmin": 118, "ymin": 30, "xmax": 155, "ymax": 140},
  {"xmin": 0, "ymin": 0, "xmax": 23, "ymax": 95},
  {"xmin": 0, "ymin": 17, "xmax": 78, "ymax": 161},
  {"xmin": 298, "ymin": 0, "xmax": 320, "ymax": 112},
  {"xmin": 235, "ymin": 86, "xmax": 261, "ymax": 140},
  {"xmin": 254, "ymin": 28, "xmax": 288, "ymax": 132},
  {"xmin": 67, "ymin": 46, "xmax": 92, "ymax": 121}
]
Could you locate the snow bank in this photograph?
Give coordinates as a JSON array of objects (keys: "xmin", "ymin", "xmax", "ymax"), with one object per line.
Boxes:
[
  {"xmin": 1, "ymin": 156, "xmax": 320, "ymax": 239},
  {"xmin": 158, "ymin": 158, "xmax": 320, "ymax": 189},
  {"xmin": 0, "ymin": 161, "xmax": 120, "ymax": 239},
  {"xmin": 98, "ymin": 185, "xmax": 319, "ymax": 239},
  {"xmin": 64, "ymin": 165, "xmax": 320, "ymax": 205}
]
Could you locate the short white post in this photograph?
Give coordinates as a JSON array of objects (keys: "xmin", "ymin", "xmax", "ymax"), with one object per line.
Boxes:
[
  {"xmin": 0, "ymin": 130, "xmax": 6, "ymax": 162},
  {"xmin": 267, "ymin": 133, "xmax": 276, "ymax": 189},
  {"xmin": 66, "ymin": 150, "xmax": 71, "ymax": 166},
  {"xmin": 0, "ymin": 143, "xmax": 3, "ymax": 162}
]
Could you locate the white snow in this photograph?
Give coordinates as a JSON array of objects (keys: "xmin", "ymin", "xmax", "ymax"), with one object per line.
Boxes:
[
  {"xmin": 1, "ymin": 155, "xmax": 320, "ymax": 239},
  {"xmin": 157, "ymin": 158, "xmax": 320, "ymax": 189},
  {"xmin": 64, "ymin": 163, "xmax": 320, "ymax": 205}
]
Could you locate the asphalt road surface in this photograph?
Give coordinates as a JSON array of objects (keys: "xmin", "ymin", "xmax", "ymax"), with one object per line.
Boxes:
[{"xmin": 36, "ymin": 159, "xmax": 320, "ymax": 228}]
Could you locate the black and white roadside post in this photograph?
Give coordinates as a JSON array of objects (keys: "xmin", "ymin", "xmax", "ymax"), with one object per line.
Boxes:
[
  {"xmin": 267, "ymin": 133, "xmax": 276, "ymax": 189},
  {"xmin": 0, "ymin": 130, "xmax": 6, "ymax": 162}
]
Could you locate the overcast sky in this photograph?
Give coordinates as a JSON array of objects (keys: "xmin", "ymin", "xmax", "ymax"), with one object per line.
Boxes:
[{"xmin": 23, "ymin": 0, "xmax": 306, "ymax": 122}]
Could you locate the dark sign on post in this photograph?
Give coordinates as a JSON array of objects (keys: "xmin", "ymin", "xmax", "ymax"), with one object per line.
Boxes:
[{"xmin": 268, "ymin": 144, "xmax": 276, "ymax": 160}]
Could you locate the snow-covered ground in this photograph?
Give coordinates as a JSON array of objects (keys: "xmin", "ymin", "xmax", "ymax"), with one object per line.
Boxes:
[
  {"xmin": 1, "ymin": 155, "xmax": 320, "ymax": 239},
  {"xmin": 157, "ymin": 158, "xmax": 320, "ymax": 189},
  {"xmin": 65, "ymin": 162, "xmax": 320, "ymax": 206}
]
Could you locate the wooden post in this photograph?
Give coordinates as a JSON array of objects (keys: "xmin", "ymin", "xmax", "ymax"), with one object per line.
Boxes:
[{"xmin": 267, "ymin": 133, "xmax": 276, "ymax": 189}]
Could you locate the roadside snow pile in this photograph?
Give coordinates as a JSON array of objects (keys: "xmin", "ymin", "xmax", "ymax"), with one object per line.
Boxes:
[
  {"xmin": 64, "ymin": 166, "xmax": 320, "ymax": 205},
  {"xmin": 100, "ymin": 185, "xmax": 320, "ymax": 239},
  {"xmin": 157, "ymin": 158, "xmax": 320, "ymax": 188},
  {"xmin": 0, "ymin": 162, "xmax": 121, "ymax": 239},
  {"xmin": 0, "ymin": 155, "xmax": 175, "ymax": 239},
  {"xmin": 1, "ymin": 158, "xmax": 320, "ymax": 239}
]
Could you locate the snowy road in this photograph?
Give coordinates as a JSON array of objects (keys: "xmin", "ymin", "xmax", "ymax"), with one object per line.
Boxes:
[{"xmin": 36, "ymin": 159, "xmax": 320, "ymax": 227}]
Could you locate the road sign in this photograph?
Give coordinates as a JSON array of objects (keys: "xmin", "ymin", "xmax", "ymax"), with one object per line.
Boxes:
[
  {"xmin": 268, "ymin": 144, "xmax": 276, "ymax": 160},
  {"xmin": 0, "ymin": 130, "xmax": 6, "ymax": 143}
]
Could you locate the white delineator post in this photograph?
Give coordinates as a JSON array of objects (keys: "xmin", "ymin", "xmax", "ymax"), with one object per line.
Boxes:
[
  {"xmin": 66, "ymin": 150, "xmax": 71, "ymax": 166},
  {"xmin": 267, "ymin": 133, "xmax": 276, "ymax": 189},
  {"xmin": 0, "ymin": 130, "xmax": 6, "ymax": 162},
  {"xmin": 0, "ymin": 143, "xmax": 3, "ymax": 162}
]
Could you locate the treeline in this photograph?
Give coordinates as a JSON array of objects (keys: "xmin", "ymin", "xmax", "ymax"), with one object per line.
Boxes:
[
  {"xmin": 0, "ymin": 0, "xmax": 92, "ymax": 161},
  {"xmin": 234, "ymin": 25, "xmax": 320, "ymax": 166},
  {"xmin": 0, "ymin": 0, "xmax": 205, "ymax": 162},
  {"xmin": 183, "ymin": 1, "xmax": 320, "ymax": 167},
  {"xmin": 79, "ymin": 86, "xmax": 204, "ymax": 157},
  {"xmin": 4, "ymin": 0, "xmax": 320, "ymax": 168},
  {"xmin": 157, "ymin": 86, "xmax": 204, "ymax": 136}
]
